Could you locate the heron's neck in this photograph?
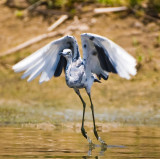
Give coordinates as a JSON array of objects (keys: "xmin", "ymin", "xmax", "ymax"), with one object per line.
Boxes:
[
  {"xmin": 65, "ymin": 59, "xmax": 72, "ymax": 77},
  {"xmin": 66, "ymin": 57, "xmax": 72, "ymax": 65}
]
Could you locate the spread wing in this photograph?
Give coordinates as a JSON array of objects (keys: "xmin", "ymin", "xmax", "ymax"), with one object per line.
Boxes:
[
  {"xmin": 12, "ymin": 35, "xmax": 80, "ymax": 84},
  {"xmin": 81, "ymin": 33, "xmax": 137, "ymax": 80}
]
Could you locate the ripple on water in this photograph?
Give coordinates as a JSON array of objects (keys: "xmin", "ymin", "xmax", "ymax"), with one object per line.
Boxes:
[{"xmin": 0, "ymin": 126, "xmax": 160, "ymax": 158}]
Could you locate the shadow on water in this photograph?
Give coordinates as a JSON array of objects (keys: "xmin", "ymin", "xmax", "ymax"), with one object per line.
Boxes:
[{"xmin": 0, "ymin": 126, "xmax": 160, "ymax": 158}]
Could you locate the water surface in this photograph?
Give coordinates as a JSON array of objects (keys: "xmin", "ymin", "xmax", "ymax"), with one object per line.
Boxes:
[{"xmin": 0, "ymin": 125, "xmax": 160, "ymax": 158}]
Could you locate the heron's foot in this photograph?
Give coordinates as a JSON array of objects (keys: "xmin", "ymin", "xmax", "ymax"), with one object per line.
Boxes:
[
  {"xmin": 93, "ymin": 128, "xmax": 107, "ymax": 146},
  {"xmin": 98, "ymin": 136, "xmax": 107, "ymax": 146},
  {"xmin": 81, "ymin": 127, "xmax": 93, "ymax": 145}
]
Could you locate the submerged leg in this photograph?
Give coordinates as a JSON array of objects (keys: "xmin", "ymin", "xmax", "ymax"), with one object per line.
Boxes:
[
  {"xmin": 74, "ymin": 89, "xmax": 92, "ymax": 144},
  {"xmin": 87, "ymin": 92, "xmax": 106, "ymax": 145}
]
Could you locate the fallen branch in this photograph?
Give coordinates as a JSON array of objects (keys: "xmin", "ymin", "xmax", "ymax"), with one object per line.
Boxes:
[
  {"xmin": 0, "ymin": 15, "xmax": 72, "ymax": 57},
  {"xmin": 0, "ymin": 24, "xmax": 85, "ymax": 57},
  {"xmin": 94, "ymin": 6, "xmax": 127, "ymax": 14},
  {"xmin": 47, "ymin": 15, "xmax": 69, "ymax": 32},
  {"xmin": 0, "ymin": 31, "xmax": 64, "ymax": 57}
]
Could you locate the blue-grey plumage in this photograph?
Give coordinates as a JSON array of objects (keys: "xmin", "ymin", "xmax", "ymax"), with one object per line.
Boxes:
[
  {"xmin": 12, "ymin": 33, "xmax": 137, "ymax": 145},
  {"xmin": 61, "ymin": 49, "xmax": 99, "ymax": 94}
]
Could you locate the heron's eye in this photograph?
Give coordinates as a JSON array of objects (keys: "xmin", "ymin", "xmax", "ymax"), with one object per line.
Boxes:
[{"xmin": 83, "ymin": 44, "xmax": 87, "ymax": 48}]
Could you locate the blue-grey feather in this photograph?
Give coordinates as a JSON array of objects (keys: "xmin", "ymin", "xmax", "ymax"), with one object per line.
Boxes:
[{"xmin": 94, "ymin": 43, "xmax": 117, "ymax": 74}]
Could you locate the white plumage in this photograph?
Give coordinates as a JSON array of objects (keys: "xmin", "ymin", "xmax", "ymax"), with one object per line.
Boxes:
[{"xmin": 12, "ymin": 33, "xmax": 137, "ymax": 145}]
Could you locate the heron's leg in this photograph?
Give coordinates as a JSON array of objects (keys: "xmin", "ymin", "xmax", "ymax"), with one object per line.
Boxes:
[
  {"xmin": 87, "ymin": 92, "xmax": 106, "ymax": 145},
  {"xmin": 74, "ymin": 89, "xmax": 92, "ymax": 144}
]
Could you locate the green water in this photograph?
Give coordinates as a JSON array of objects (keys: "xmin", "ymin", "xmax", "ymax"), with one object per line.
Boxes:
[{"xmin": 0, "ymin": 126, "xmax": 160, "ymax": 158}]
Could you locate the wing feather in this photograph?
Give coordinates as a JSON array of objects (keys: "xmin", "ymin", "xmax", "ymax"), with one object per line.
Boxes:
[
  {"xmin": 13, "ymin": 44, "xmax": 51, "ymax": 73},
  {"xmin": 13, "ymin": 36, "xmax": 80, "ymax": 83},
  {"xmin": 21, "ymin": 48, "xmax": 51, "ymax": 80},
  {"xmin": 81, "ymin": 33, "xmax": 136, "ymax": 80}
]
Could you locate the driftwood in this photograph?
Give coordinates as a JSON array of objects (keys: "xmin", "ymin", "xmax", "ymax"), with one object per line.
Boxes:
[
  {"xmin": 0, "ymin": 25, "xmax": 84, "ymax": 57},
  {"xmin": 47, "ymin": 15, "xmax": 69, "ymax": 32},
  {"xmin": 0, "ymin": 31, "xmax": 64, "ymax": 57},
  {"xmin": 94, "ymin": 6, "xmax": 127, "ymax": 14}
]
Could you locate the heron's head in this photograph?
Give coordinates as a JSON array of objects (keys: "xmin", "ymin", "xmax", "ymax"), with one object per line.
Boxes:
[{"xmin": 59, "ymin": 49, "xmax": 72, "ymax": 60}]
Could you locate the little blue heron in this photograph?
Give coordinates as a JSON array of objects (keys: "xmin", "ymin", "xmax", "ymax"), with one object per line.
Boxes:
[{"xmin": 13, "ymin": 33, "xmax": 137, "ymax": 145}]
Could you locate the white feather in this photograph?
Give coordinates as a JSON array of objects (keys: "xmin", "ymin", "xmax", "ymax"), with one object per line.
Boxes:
[
  {"xmin": 21, "ymin": 48, "xmax": 51, "ymax": 79},
  {"xmin": 12, "ymin": 44, "xmax": 51, "ymax": 73},
  {"xmin": 39, "ymin": 47, "xmax": 59, "ymax": 83},
  {"xmin": 27, "ymin": 61, "xmax": 45, "ymax": 82}
]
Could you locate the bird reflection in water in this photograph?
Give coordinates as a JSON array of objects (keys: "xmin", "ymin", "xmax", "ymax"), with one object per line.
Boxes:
[{"xmin": 87, "ymin": 143, "xmax": 107, "ymax": 156}]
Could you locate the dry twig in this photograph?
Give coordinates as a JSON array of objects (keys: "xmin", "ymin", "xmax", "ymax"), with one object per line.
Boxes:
[
  {"xmin": 94, "ymin": 6, "xmax": 128, "ymax": 14},
  {"xmin": 47, "ymin": 15, "xmax": 69, "ymax": 32},
  {"xmin": 0, "ymin": 31, "xmax": 64, "ymax": 57},
  {"xmin": 0, "ymin": 25, "xmax": 84, "ymax": 57}
]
